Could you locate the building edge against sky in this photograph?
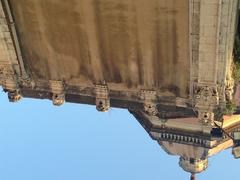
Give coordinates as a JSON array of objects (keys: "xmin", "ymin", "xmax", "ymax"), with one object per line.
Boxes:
[{"xmin": 0, "ymin": 0, "xmax": 240, "ymax": 179}]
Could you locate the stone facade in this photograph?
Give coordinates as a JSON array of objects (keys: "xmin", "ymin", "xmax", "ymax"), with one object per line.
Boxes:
[
  {"xmin": 0, "ymin": 0, "xmax": 238, "ymax": 140},
  {"xmin": 0, "ymin": 0, "xmax": 240, "ymax": 177}
]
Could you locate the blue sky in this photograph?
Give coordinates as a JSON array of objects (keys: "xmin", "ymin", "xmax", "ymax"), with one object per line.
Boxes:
[{"xmin": 0, "ymin": 90, "xmax": 239, "ymax": 180}]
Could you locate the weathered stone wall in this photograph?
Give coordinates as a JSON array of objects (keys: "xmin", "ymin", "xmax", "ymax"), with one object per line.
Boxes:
[
  {"xmin": 0, "ymin": 0, "xmax": 238, "ymax": 119},
  {"xmin": 8, "ymin": 0, "xmax": 190, "ymax": 97},
  {"xmin": 0, "ymin": 1, "xmax": 19, "ymax": 89}
]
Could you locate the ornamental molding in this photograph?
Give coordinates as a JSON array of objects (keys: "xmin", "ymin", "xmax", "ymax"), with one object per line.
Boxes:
[
  {"xmin": 151, "ymin": 131, "xmax": 209, "ymax": 147},
  {"xmin": 194, "ymin": 84, "xmax": 219, "ymax": 110},
  {"xmin": 193, "ymin": 83, "xmax": 221, "ymax": 129}
]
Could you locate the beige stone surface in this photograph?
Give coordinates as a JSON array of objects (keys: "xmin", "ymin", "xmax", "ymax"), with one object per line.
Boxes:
[{"xmin": 8, "ymin": 0, "xmax": 190, "ymax": 97}]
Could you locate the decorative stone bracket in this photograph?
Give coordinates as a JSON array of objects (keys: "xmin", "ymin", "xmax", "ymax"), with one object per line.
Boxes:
[
  {"xmin": 194, "ymin": 85, "xmax": 219, "ymax": 109},
  {"xmin": 198, "ymin": 111, "xmax": 215, "ymax": 126},
  {"xmin": 193, "ymin": 84, "xmax": 220, "ymax": 133},
  {"xmin": 0, "ymin": 64, "xmax": 22, "ymax": 102},
  {"xmin": 95, "ymin": 84, "xmax": 110, "ymax": 112},
  {"xmin": 139, "ymin": 90, "xmax": 158, "ymax": 116},
  {"xmin": 49, "ymin": 80, "xmax": 65, "ymax": 106}
]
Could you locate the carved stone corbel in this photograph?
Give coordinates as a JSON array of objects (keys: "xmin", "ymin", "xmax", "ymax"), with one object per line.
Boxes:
[
  {"xmin": 95, "ymin": 84, "xmax": 110, "ymax": 112},
  {"xmin": 0, "ymin": 65, "xmax": 22, "ymax": 103},
  {"xmin": 194, "ymin": 85, "xmax": 219, "ymax": 108},
  {"xmin": 194, "ymin": 84, "xmax": 220, "ymax": 133},
  {"xmin": 139, "ymin": 90, "xmax": 158, "ymax": 116},
  {"xmin": 4, "ymin": 81, "xmax": 22, "ymax": 103},
  {"xmin": 49, "ymin": 80, "xmax": 65, "ymax": 106},
  {"xmin": 198, "ymin": 111, "xmax": 214, "ymax": 126},
  {"xmin": 7, "ymin": 89, "xmax": 22, "ymax": 102}
]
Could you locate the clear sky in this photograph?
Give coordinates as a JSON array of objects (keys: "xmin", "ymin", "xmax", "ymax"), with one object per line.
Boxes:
[{"xmin": 0, "ymin": 89, "xmax": 239, "ymax": 180}]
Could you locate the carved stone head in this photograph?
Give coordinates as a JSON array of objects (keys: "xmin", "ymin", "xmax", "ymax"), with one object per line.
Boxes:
[
  {"xmin": 143, "ymin": 103, "xmax": 158, "ymax": 116},
  {"xmin": 8, "ymin": 90, "xmax": 22, "ymax": 102},
  {"xmin": 52, "ymin": 93, "xmax": 65, "ymax": 106},
  {"xmin": 96, "ymin": 98, "xmax": 110, "ymax": 112}
]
